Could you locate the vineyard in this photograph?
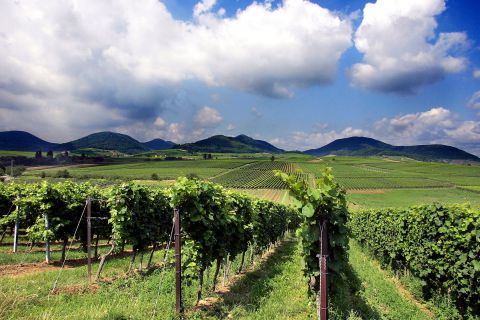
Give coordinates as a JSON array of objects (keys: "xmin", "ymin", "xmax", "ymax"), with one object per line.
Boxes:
[
  {"xmin": 211, "ymin": 161, "xmax": 312, "ymax": 189},
  {"xmin": 0, "ymin": 169, "xmax": 354, "ymax": 319},
  {"xmin": 21, "ymin": 157, "xmax": 480, "ymax": 193},
  {"xmin": 350, "ymin": 204, "xmax": 480, "ymax": 316},
  {"xmin": 1, "ymin": 156, "xmax": 480, "ymax": 319}
]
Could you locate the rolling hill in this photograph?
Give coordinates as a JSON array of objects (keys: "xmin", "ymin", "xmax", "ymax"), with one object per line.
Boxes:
[
  {"xmin": 60, "ymin": 132, "xmax": 150, "ymax": 154},
  {"xmin": 175, "ymin": 134, "xmax": 284, "ymax": 153},
  {"xmin": 0, "ymin": 131, "xmax": 59, "ymax": 151},
  {"xmin": 142, "ymin": 138, "xmax": 176, "ymax": 150},
  {"xmin": 304, "ymin": 137, "xmax": 479, "ymax": 162},
  {"xmin": 1, "ymin": 130, "xmax": 477, "ymax": 161}
]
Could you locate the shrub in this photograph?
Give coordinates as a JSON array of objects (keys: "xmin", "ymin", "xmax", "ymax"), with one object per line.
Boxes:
[
  {"xmin": 55, "ymin": 169, "xmax": 71, "ymax": 178},
  {"xmin": 350, "ymin": 204, "xmax": 480, "ymax": 315}
]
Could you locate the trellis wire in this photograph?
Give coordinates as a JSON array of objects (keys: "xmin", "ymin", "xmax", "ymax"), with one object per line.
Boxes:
[
  {"xmin": 151, "ymin": 215, "xmax": 176, "ymax": 319},
  {"xmin": 49, "ymin": 200, "xmax": 88, "ymax": 296}
]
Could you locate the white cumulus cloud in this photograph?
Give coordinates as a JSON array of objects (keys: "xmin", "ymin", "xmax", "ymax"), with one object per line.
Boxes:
[
  {"xmin": 0, "ymin": 0, "xmax": 353, "ymax": 140},
  {"xmin": 275, "ymin": 107, "xmax": 480, "ymax": 156},
  {"xmin": 194, "ymin": 106, "xmax": 223, "ymax": 128},
  {"xmin": 351, "ymin": 0, "xmax": 468, "ymax": 94}
]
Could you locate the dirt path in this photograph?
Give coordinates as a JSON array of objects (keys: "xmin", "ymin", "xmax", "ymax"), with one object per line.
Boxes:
[
  {"xmin": 0, "ymin": 251, "xmax": 132, "ymax": 278},
  {"xmin": 192, "ymin": 241, "xmax": 284, "ymax": 313},
  {"xmin": 0, "ymin": 262, "xmax": 61, "ymax": 277}
]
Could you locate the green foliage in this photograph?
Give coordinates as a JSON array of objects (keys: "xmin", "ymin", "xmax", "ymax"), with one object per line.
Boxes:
[
  {"xmin": 350, "ymin": 204, "xmax": 480, "ymax": 315},
  {"xmin": 10, "ymin": 166, "xmax": 26, "ymax": 177},
  {"xmin": 171, "ymin": 177, "xmax": 298, "ymax": 280},
  {"xmin": 277, "ymin": 168, "xmax": 349, "ymax": 295},
  {"xmin": 170, "ymin": 177, "xmax": 234, "ymax": 277},
  {"xmin": 212, "ymin": 161, "xmax": 309, "ymax": 189},
  {"xmin": 0, "ymin": 183, "xmax": 15, "ymax": 230},
  {"xmin": 108, "ymin": 183, "xmax": 171, "ymax": 252},
  {"xmin": 55, "ymin": 169, "xmax": 71, "ymax": 178},
  {"xmin": 1, "ymin": 178, "xmax": 299, "ymax": 284}
]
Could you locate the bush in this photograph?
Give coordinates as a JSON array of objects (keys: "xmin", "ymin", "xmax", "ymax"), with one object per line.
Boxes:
[
  {"xmin": 350, "ymin": 204, "xmax": 480, "ymax": 315},
  {"xmin": 55, "ymin": 169, "xmax": 71, "ymax": 178},
  {"xmin": 40, "ymin": 171, "xmax": 46, "ymax": 178},
  {"xmin": 186, "ymin": 173, "xmax": 199, "ymax": 180},
  {"xmin": 9, "ymin": 166, "xmax": 26, "ymax": 177},
  {"xmin": 151, "ymin": 173, "xmax": 159, "ymax": 180}
]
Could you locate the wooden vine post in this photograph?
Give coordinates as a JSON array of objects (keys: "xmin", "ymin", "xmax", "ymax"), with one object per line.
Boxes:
[
  {"xmin": 318, "ymin": 218, "xmax": 328, "ymax": 320},
  {"xmin": 174, "ymin": 208, "xmax": 183, "ymax": 314},
  {"xmin": 87, "ymin": 197, "xmax": 92, "ymax": 283},
  {"xmin": 45, "ymin": 212, "xmax": 51, "ymax": 263},
  {"xmin": 12, "ymin": 199, "xmax": 19, "ymax": 253}
]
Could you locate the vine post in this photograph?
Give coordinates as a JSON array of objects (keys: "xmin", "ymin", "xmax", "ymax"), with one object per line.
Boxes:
[
  {"xmin": 318, "ymin": 218, "xmax": 328, "ymax": 320},
  {"xmin": 12, "ymin": 200, "xmax": 19, "ymax": 253},
  {"xmin": 174, "ymin": 208, "xmax": 183, "ymax": 314},
  {"xmin": 87, "ymin": 197, "xmax": 92, "ymax": 283},
  {"xmin": 45, "ymin": 212, "xmax": 51, "ymax": 263}
]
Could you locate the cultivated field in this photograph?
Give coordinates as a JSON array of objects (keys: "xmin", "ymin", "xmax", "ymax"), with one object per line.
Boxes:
[
  {"xmin": 20, "ymin": 155, "xmax": 480, "ymax": 208},
  {"xmin": 1, "ymin": 154, "xmax": 479, "ymax": 319}
]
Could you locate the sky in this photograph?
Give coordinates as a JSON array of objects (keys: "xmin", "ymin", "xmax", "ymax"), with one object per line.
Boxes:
[{"xmin": 0, "ymin": 0, "xmax": 480, "ymax": 154}]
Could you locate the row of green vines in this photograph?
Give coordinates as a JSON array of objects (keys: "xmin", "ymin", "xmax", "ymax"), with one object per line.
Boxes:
[
  {"xmin": 350, "ymin": 204, "xmax": 480, "ymax": 315},
  {"xmin": 276, "ymin": 168, "xmax": 349, "ymax": 296}
]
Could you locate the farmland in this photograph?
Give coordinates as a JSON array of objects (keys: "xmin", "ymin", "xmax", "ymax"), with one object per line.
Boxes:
[
  {"xmin": 19, "ymin": 155, "xmax": 480, "ymax": 208},
  {"xmin": 1, "ymin": 154, "xmax": 480, "ymax": 319}
]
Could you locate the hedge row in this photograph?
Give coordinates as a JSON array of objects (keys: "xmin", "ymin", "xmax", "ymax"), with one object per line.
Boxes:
[
  {"xmin": 0, "ymin": 179, "xmax": 300, "ymax": 292},
  {"xmin": 350, "ymin": 204, "xmax": 480, "ymax": 314}
]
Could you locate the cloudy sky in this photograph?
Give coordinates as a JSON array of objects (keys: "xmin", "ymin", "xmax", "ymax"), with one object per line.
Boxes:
[{"xmin": 1, "ymin": 0, "xmax": 480, "ymax": 154}]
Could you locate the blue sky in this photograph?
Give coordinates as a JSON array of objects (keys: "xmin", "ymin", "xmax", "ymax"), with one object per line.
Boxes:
[{"xmin": 0, "ymin": 0, "xmax": 479, "ymax": 154}]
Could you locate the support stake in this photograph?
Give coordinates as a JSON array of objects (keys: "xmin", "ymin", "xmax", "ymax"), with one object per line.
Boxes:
[
  {"xmin": 13, "ymin": 201, "xmax": 19, "ymax": 253},
  {"xmin": 87, "ymin": 198, "xmax": 92, "ymax": 283},
  {"xmin": 45, "ymin": 212, "xmax": 51, "ymax": 264},
  {"xmin": 174, "ymin": 208, "xmax": 183, "ymax": 314},
  {"xmin": 318, "ymin": 218, "xmax": 328, "ymax": 320}
]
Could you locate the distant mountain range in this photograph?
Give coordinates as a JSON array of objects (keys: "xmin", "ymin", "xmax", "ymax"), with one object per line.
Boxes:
[
  {"xmin": 0, "ymin": 131, "xmax": 173, "ymax": 154},
  {"xmin": 0, "ymin": 131, "xmax": 59, "ymax": 152},
  {"xmin": 143, "ymin": 138, "xmax": 176, "ymax": 150},
  {"xmin": 174, "ymin": 134, "xmax": 284, "ymax": 153},
  {"xmin": 0, "ymin": 131, "xmax": 478, "ymax": 162},
  {"xmin": 304, "ymin": 137, "xmax": 479, "ymax": 162}
]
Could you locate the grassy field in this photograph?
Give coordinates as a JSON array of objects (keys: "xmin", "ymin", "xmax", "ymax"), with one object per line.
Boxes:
[
  {"xmin": 0, "ymin": 150, "xmax": 35, "ymax": 157},
  {"xmin": 0, "ymin": 236, "xmax": 436, "ymax": 320},
  {"xmin": 17, "ymin": 155, "xmax": 480, "ymax": 208},
  {"xmin": 23, "ymin": 159, "xmax": 253, "ymax": 180},
  {"xmin": 2, "ymin": 154, "xmax": 479, "ymax": 318},
  {"xmin": 347, "ymin": 187, "xmax": 480, "ymax": 209}
]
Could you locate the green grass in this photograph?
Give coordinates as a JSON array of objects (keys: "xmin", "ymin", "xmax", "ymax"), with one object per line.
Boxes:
[
  {"xmin": 0, "ymin": 236, "xmax": 116, "ymax": 265},
  {"xmin": 23, "ymin": 159, "xmax": 252, "ymax": 180},
  {"xmin": 347, "ymin": 187, "xmax": 480, "ymax": 209},
  {"xmin": 0, "ymin": 150, "xmax": 35, "ymax": 157},
  {"xmin": 236, "ymin": 189, "xmax": 297, "ymax": 205},
  {"xmin": 0, "ymin": 236, "xmax": 435, "ymax": 320},
  {"xmin": 191, "ymin": 239, "xmax": 316, "ymax": 319},
  {"xmin": 342, "ymin": 242, "xmax": 432, "ymax": 320}
]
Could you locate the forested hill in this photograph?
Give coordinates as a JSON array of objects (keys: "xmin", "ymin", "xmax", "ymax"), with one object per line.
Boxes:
[
  {"xmin": 174, "ymin": 134, "xmax": 284, "ymax": 153},
  {"xmin": 304, "ymin": 137, "xmax": 479, "ymax": 162}
]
